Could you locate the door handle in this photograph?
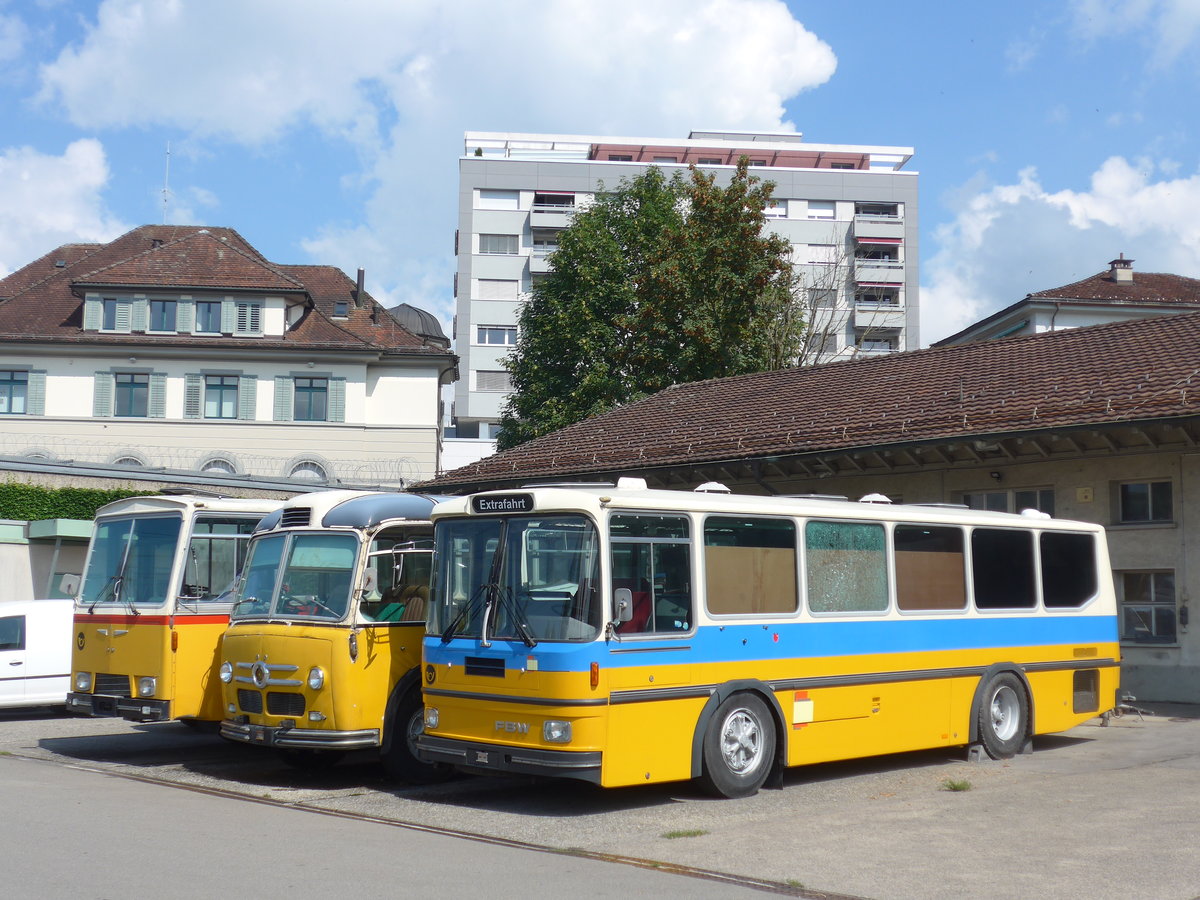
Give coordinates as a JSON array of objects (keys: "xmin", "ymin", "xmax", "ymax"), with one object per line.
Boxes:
[{"xmin": 9, "ymin": 661, "xmax": 22, "ymax": 666}]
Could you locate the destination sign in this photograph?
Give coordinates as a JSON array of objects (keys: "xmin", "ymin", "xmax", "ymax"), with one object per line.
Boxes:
[{"xmin": 471, "ymin": 493, "xmax": 534, "ymax": 514}]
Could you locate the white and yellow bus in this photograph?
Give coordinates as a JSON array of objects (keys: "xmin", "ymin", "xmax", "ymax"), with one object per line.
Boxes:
[
  {"xmin": 417, "ymin": 479, "xmax": 1120, "ymax": 798},
  {"xmin": 67, "ymin": 495, "xmax": 281, "ymax": 723},
  {"xmin": 219, "ymin": 490, "xmax": 451, "ymax": 780}
]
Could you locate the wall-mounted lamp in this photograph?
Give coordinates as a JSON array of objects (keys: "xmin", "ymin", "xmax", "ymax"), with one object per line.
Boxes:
[
  {"xmin": 989, "ymin": 471, "xmax": 1002, "ymax": 482},
  {"xmin": 128, "ymin": 356, "xmax": 137, "ymax": 364},
  {"xmin": 306, "ymin": 361, "xmax": 315, "ymax": 368}
]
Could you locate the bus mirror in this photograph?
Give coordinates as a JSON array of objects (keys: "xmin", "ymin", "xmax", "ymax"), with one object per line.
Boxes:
[
  {"xmin": 58, "ymin": 573, "xmax": 81, "ymax": 597},
  {"xmin": 362, "ymin": 568, "xmax": 378, "ymax": 595},
  {"xmin": 613, "ymin": 588, "xmax": 633, "ymax": 623}
]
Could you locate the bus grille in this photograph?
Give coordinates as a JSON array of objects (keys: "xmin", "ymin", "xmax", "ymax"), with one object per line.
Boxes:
[
  {"xmin": 95, "ymin": 673, "xmax": 131, "ymax": 697},
  {"xmin": 237, "ymin": 689, "xmax": 263, "ymax": 714},
  {"xmin": 280, "ymin": 508, "xmax": 312, "ymax": 528},
  {"xmin": 267, "ymin": 692, "xmax": 305, "ymax": 716}
]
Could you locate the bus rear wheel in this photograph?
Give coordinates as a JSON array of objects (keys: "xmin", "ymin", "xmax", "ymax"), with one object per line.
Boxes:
[
  {"xmin": 699, "ymin": 693, "xmax": 775, "ymax": 799},
  {"xmin": 381, "ymin": 690, "xmax": 454, "ymax": 784},
  {"xmin": 978, "ymin": 672, "xmax": 1028, "ymax": 760}
]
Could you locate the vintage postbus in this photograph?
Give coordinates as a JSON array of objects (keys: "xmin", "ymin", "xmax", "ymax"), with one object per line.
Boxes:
[
  {"xmin": 218, "ymin": 490, "xmax": 450, "ymax": 780},
  {"xmin": 67, "ymin": 495, "xmax": 281, "ymax": 723},
  {"xmin": 417, "ymin": 479, "xmax": 1120, "ymax": 798}
]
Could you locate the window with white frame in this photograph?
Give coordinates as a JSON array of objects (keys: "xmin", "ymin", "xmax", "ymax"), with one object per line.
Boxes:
[
  {"xmin": 204, "ymin": 375, "xmax": 240, "ymax": 419},
  {"xmin": 1117, "ymin": 480, "xmax": 1173, "ymax": 524},
  {"xmin": 114, "ymin": 372, "xmax": 150, "ymax": 417},
  {"xmin": 962, "ymin": 488, "xmax": 1055, "ymax": 516},
  {"xmin": 807, "ymin": 201, "xmax": 835, "ymax": 220},
  {"xmin": 478, "ymin": 233, "xmax": 519, "ymax": 255},
  {"xmin": 476, "ymin": 370, "xmax": 512, "ymax": 392},
  {"xmin": 476, "ymin": 279, "xmax": 520, "ymax": 300},
  {"xmin": 195, "ymin": 301, "xmax": 222, "ymax": 334},
  {"xmin": 101, "ymin": 298, "xmax": 130, "ymax": 332},
  {"xmin": 764, "ymin": 200, "xmax": 787, "ymax": 218},
  {"xmin": 0, "ymin": 371, "xmax": 28, "ymax": 414},
  {"xmin": 476, "ymin": 325, "xmax": 517, "ymax": 346},
  {"xmin": 697, "ymin": 157, "xmax": 722, "ymax": 165},
  {"xmin": 149, "ymin": 299, "xmax": 177, "ymax": 332},
  {"xmin": 477, "ymin": 189, "xmax": 519, "ymax": 210},
  {"xmin": 1120, "ymin": 571, "xmax": 1176, "ymax": 643}
]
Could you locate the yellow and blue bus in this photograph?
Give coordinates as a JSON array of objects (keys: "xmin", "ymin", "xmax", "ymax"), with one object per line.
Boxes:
[
  {"xmin": 67, "ymin": 495, "xmax": 281, "ymax": 724},
  {"xmin": 219, "ymin": 490, "xmax": 451, "ymax": 780},
  {"xmin": 417, "ymin": 479, "xmax": 1119, "ymax": 798}
]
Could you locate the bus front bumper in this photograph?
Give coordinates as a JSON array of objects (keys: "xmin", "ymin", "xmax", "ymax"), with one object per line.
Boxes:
[
  {"xmin": 416, "ymin": 734, "xmax": 602, "ymax": 784},
  {"xmin": 66, "ymin": 692, "xmax": 170, "ymax": 722},
  {"xmin": 220, "ymin": 719, "xmax": 380, "ymax": 750}
]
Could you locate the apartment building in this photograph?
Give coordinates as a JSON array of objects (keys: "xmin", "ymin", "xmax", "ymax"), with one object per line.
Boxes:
[
  {"xmin": 0, "ymin": 225, "xmax": 456, "ymax": 488},
  {"xmin": 451, "ymin": 129, "xmax": 919, "ymax": 452}
]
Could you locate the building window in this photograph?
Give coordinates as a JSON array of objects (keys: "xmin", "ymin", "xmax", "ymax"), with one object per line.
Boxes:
[
  {"xmin": 748, "ymin": 159, "xmax": 767, "ymax": 166},
  {"xmin": 1120, "ymin": 571, "xmax": 1176, "ymax": 643},
  {"xmin": 477, "ymin": 189, "xmax": 519, "ymax": 210},
  {"xmin": 0, "ymin": 371, "xmax": 28, "ymax": 414},
  {"xmin": 477, "ymin": 325, "xmax": 517, "ymax": 346},
  {"xmin": 533, "ymin": 192, "xmax": 573, "ymax": 210},
  {"xmin": 149, "ymin": 299, "xmax": 177, "ymax": 332},
  {"xmin": 476, "ymin": 370, "xmax": 512, "ymax": 392},
  {"xmin": 333, "ymin": 301, "xmax": 349, "ymax": 317},
  {"xmin": 478, "ymin": 233, "xmax": 518, "ymax": 255},
  {"xmin": 293, "ymin": 377, "xmax": 328, "ymax": 421},
  {"xmin": 830, "ymin": 162, "xmax": 856, "ymax": 169},
  {"xmin": 114, "ymin": 456, "xmax": 145, "ymax": 467},
  {"xmin": 196, "ymin": 301, "xmax": 222, "ymax": 334},
  {"xmin": 764, "ymin": 200, "xmax": 787, "ymax": 218},
  {"xmin": 808, "ymin": 201, "xmax": 835, "ymax": 220},
  {"xmin": 289, "ymin": 460, "xmax": 328, "ymax": 482},
  {"xmin": 697, "ymin": 157, "xmax": 722, "ymax": 165},
  {"xmin": 963, "ymin": 489, "xmax": 1055, "ymax": 516},
  {"xmin": 204, "ymin": 375, "xmax": 240, "ymax": 419},
  {"xmin": 476, "ymin": 279, "xmax": 520, "ymax": 300},
  {"xmin": 856, "ymin": 288, "xmax": 900, "ymax": 306},
  {"xmin": 200, "ymin": 458, "xmax": 237, "ymax": 475},
  {"xmin": 651, "ymin": 156, "xmax": 677, "ymax": 163},
  {"xmin": 101, "ymin": 298, "xmax": 131, "ymax": 332},
  {"xmin": 855, "ymin": 332, "xmax": 898, "ymax": 353},
  {"xmin": 607, "ymin": 154, "xmax": 632, "ymax": 161},
  {"xmin": 1118, "ymin": 481, "xmax": 1172, "ymax": 524},
  {"xmin": 809, "ymin": 244, "xmax": 837, "ymax": 266},
  {"xmin": 114, "ymin": 373, "xmax": 150, "ymax": 417},
  {"xmin": 808, "ymin": 289, "xmax": 838, "ymax": 309},
  {"xmin": 856, "ymin": 202, "xmax": 900, "ymax": 218},
  {"xmin": 235, "ymin": 301, "xmax": 261, "ymax": 335}
]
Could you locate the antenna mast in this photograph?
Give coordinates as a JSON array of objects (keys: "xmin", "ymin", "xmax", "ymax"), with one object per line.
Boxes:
[{"xmin": 161, "ymin": 142, "xmax": 172, "ymax": 224}]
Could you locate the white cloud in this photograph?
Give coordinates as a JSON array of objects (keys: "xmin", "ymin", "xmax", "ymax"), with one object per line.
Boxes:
[
  {"xmin": 0, "ymin": 12, "xmax": 28, "ymax": 62},
  {"xmin": 921, "ymin": 157, "xmax": 1200, "ymax": 344},
  {"xmin": 35, "ymin": 0, "xmax": 835, "ymax": 322},
  {"xmin": 0, "ymin": 139, "xmax": 128, "ymax": 277},
  {"xmin": 1070, "ymin": 0, "xmax": 1200, "ymax": 65}
]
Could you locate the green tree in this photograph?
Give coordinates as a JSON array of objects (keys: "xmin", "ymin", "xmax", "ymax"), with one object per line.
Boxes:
[{"xmin": 498, "ymin": 159, "xmax": 802, "ymax": 449}]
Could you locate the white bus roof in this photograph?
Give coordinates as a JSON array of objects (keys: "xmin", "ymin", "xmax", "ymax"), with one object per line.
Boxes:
[{"xmin": 94, "ymin": 494, "xmax": 283, "ymax": 519}]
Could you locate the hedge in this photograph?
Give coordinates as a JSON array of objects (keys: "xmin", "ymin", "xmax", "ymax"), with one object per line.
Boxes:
[{"xmin": 0, "ymin": 482, "xmax": 151, "ymax": 522}]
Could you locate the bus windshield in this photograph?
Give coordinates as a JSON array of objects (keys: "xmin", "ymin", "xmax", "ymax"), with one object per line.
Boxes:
[
  {"xmin": 79, "ymin": 514, "xmax": 183, "ymax": 611},
  {"xmin": 231, "ymin": 532, "xmax": 359, "ymax": 622},
  {"xmin": 181, "ymin": 516, "xmax": 259, "ymax": 603},
  {"xmin": 431, "ymin": 514, "xmax": 601, "ymax": 643}
]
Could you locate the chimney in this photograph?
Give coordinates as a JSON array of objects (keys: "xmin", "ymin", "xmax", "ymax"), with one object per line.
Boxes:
[
  {"xmin": 354, "ymin": 267, "xmax": 365, "ymax": 307},
  {"xmin": 1108, "ymin": 253, "xmax": 1134, "ymax": 283}
]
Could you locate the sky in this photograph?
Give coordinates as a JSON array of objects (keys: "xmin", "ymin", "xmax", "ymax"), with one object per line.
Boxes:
[{"xmin": 3, "ymin": 0, "xmax": 1200, "ymax": 344}]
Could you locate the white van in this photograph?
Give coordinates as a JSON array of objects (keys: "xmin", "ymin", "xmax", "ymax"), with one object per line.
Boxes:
[{"xmin": 0, "ymin": 599, "xmax": 73, "ymax": 709}]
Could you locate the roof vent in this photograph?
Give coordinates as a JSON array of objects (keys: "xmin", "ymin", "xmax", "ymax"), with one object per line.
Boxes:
[
  {"xmin": 616, "ymin": 477, "xmax": 648, "ymax": 491},
  {"xmin": 54, "ymin": 259, "xmax": 66, "ymax": 268},
  {"xmin": 694, "ymin": 481, "xmax": 730, "ymax": 494},
  {"xmin": 280, "ymin": 507, "xmax": 312, "ymax": 528},
  {"xmin": 1109, "ymin": 253, "xmax": 1134, "ymax": 283},
  {"xmin": 859, "ymin": 493, "xmax": 892, "ymax": 504}
]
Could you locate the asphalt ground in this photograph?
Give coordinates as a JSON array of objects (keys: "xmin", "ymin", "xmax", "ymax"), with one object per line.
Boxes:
[{"xmin": 2, "ymin": 703, "xmax": 1198, "ymax": 899}]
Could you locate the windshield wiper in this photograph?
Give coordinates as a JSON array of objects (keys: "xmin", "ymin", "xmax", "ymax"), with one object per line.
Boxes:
[
  {"xmin": 494, "ymin": 586, "xmax": 537, "ymax": 648},
  {"xmin": 440, "ymin": 583, "xmax": 489, "ymax": 644},
  {"xmin": 88, "ymin": 574, "xmax": 123, "ymax": 613}
]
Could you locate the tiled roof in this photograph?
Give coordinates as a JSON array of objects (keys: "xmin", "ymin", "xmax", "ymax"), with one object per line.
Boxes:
[
  {"xmin": 1029, "ymin": 269, "xmax": 1200, "ymax": 305},
  {"xmin": 426, "ymin": 311, "xmax": 1200, "ymax": 489},
  {"xmin": 0, "ymin": 225, "xmax": 443, "ymax": 356}
]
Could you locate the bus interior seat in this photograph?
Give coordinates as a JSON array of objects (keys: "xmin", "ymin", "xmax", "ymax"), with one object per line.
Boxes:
[{"xmin": 398, "ymin": 585, "xmax": 429, "ymax": 622}]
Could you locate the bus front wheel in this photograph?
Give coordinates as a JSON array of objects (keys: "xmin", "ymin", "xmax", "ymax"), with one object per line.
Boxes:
[
  {"xmin": 381, "ymin": 690, "xmax": 455, "ymax": 784},
  {"xmin": 977, "ymin": 672, "xmax": 1028, "ymax": 760},
  {"xmin": 699, "ymin": 693, "xmax": 775, "ymax": 799}
]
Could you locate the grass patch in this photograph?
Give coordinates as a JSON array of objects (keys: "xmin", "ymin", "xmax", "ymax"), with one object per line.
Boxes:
[
  {"xmin": 941, "ymin": 777, "xmax": 973, "ymax": 792},
  {"xmin": 662, "ymin": 829, "xmax": 709, "ymax": 839}
]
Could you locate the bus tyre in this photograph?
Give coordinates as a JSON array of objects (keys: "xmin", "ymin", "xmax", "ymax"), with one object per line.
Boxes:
[
  {"xmin": 700, "ymin": 693, "xmax": 775, "ymax": 799},
  {"xmin": 381, "ymin": 691, "xmax": 454, "ymax": 784},
  {"xmin": 978, "ymin": 672, "xmax": 1028, "ymax": 760}
]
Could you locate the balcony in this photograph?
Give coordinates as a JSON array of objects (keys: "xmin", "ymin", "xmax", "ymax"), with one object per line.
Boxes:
[
  {"xmin": 530, "ymin": 203, "xmax": 575, "ymax": 229},
  {"xmin": 854, "ymin": 258, "xmax": 904, "ymax": 284},
  {"xmin": 529, "ymin": 245, "xmax": 557, "ymax": 274},
  {"xmin": 853, "ymin": 304, "xmax": 907, "ymax": 330},
  {"xmin": 853, "ymin": 215, "xmax": 904, "ymax": 241}
]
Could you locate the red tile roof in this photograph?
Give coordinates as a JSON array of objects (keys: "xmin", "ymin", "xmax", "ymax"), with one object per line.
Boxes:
[
  {"xmin": 425, "ymin": 311, "xmax": 1200, "ymax": 490},
  {"xmin": 1030, "ymin": 269, "xmax": 1200, "ymax": 305},
  {"xmin": 0, "ymin": 225, "xmax": 446, "ymax": 356}
]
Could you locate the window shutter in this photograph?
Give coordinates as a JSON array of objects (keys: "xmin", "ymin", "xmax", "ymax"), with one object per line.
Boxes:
[
  {"xmin": 93, "ymin": 372, "xmax": 114, "ymax": 417},
  {"xmin": 220, "ymin": 300, "xmax": 236, "ymax": 334},
  {"xmin": 238, "ymin": 375, "xmax": 257, "ymax": 420},
  {"xmin": 26, "ymin": 371, "xmax": 46, "ymax": 416},
  {"xmin": 114, "ymin": 300, "xmax": 132, "ymax": 332},
  {"xmin": 328, "ymin": 377, "xmax": 346, "ymax": 423},
  {"xmin": 132, "ymin": 299, "xmax": 148, "ymax": 332},
  {"xmin": 183, "ymin": 374, "xmax": 202, "ymax": 418},
  {"xmin": 83, "ymin": 298, "xmax": 101, "ymax": 331},
  {"xmin": 148, "ymin": 373, "xmax": 167, "ymax": 418},
  {"xmin": 273, "ymin": 376, "xmax": 293, "ymax": 421},
  {"xmin": 236, "ymin": 302, "xmax": 262, "ymax": 334},
  {"xmin": 177, "ymin": 299, "xmax": 195, "ymax": 333}
]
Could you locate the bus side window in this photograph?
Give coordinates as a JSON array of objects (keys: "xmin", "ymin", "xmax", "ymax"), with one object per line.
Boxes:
[
  {"xmin": 971, "ymin": 528, "xmax": 1036, "ymax": 610},
  {"xmin": 610, "ymin": 514, "xmax": 691, "ymax": 634}
]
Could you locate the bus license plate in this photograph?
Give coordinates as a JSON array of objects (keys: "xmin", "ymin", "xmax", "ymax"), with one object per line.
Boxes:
[{"xmin": 250, "ymin": 725, "xmax": 271, "ymax": 744}]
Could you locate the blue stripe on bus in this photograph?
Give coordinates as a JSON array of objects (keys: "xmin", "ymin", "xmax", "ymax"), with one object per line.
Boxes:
[{"xmin": 424, "ymin": 614, "xmax": 1118, "ymax": 672}]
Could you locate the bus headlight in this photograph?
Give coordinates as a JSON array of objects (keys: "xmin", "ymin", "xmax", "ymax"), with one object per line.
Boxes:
[
  {"xmin": 307, "ymin": 667, "xmax": 325, "ymax": 690},
  {"xmin": 137, "ymin": 677, "xmax": 157, "ymax": 698},
  {"xmin": 219, "ymin": 661, "xmax": 233, "ymax": 684},
  {"xmin": 74, "ymin": 672, "xmax": 92, "ymax": 692},
  {"xmin": 424, "ymin": 707, "xmax": 439, "ymax": 730},
  {"xmin": 543, "ymin": 720, "xmax": 572, "ymax": 743}
]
